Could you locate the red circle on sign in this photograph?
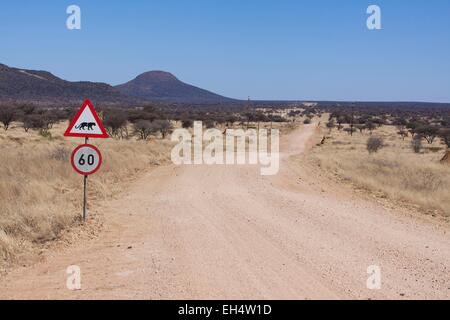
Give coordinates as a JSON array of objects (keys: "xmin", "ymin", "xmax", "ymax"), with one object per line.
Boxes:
[{"xmin": 70, "ymin": 144, "xmax": 103, "ymax": 176}]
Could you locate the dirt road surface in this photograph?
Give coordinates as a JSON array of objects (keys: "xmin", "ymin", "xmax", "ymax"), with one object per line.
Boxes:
[{"xmin": 1, "ymin": 125, "xmax": 449, "ymax": 299}]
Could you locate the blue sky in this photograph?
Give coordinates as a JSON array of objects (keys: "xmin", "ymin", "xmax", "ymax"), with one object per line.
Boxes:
[{"xmin": 1, "ymin": 0, "xmax": 449, "ymax": 102}]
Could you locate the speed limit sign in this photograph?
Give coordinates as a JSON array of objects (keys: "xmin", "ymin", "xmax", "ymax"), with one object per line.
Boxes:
[{"xmin": 71, "ymin": 144, "xmax": 102, "ymax": 176}]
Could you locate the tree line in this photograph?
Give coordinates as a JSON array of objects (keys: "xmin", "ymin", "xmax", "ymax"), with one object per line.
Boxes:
[{"xmin": 0, "ymin": 102, "xmax": 290, "ymax": 140}]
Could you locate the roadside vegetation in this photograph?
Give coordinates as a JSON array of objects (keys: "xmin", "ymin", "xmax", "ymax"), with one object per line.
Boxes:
[
  {"xmin": 308, "ymin": 108, "xmax": 450, "ymax": 217},
  {"xmin": 0, "ymin": 101, "xmax": 293, "ymax": 267},
  {"xmin": 1, "ymin": 99, "xmax": 449, "ymax": 265},
  {"xmin": 0, "ymin": 120, "xmax": 172, "ymax": 267}
]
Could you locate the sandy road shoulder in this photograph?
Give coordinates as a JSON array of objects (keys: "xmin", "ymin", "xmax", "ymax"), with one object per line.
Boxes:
[{"xmin": 0, "ymin": 125, "xmax": 449, "ymax": 300}]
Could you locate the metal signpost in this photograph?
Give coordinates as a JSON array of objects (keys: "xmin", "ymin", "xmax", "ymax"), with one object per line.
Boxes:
[{"xmin": 64, "ymin": 99, "xmax": 108, "ymax": 221}]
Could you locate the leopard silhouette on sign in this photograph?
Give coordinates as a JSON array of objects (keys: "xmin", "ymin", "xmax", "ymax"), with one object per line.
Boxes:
[{"xmin": 75, "ymin": 122, "xmax": 97, "ymax": 131}]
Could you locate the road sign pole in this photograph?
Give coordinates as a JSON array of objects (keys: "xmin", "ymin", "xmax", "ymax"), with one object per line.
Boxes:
[
  {"xmin": 66, "ymin": 99, "xmax": 107, "ymax": 222},
  {"xmin": 83, "ymin": 137, "xmax": 89, "ymax": 222},
  {"xmin": 83, "ymin": 175, "xmax": 87, "ymax": 222}
]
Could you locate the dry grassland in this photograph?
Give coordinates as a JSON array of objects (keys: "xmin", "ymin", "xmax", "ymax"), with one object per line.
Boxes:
[
  {"xmin": 307, "ymin": 123, "xmax": 450, "ymax": 217},
  {"xmin": 0, "ymin": 122, "xmax": 172, "ymax": 265}
]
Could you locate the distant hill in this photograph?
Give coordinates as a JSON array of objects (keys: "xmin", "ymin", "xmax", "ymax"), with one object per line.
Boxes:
[
  {"xmin": 0, "ymin": 64, "xmax": 234, "ymax": 105},
  {"xmin": 1, "ymin": 63, "xmax": 448, "ymax": 107},
  {"xmin": 115, "ymin": 71, "xmax": 234, "ymax": 103},
  {"xmin": 0, "ymin": 63, "xmax": 137, "ymax": 106}
]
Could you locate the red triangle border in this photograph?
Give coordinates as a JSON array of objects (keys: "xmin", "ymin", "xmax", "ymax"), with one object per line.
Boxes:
[{"xmin": 64, "ymin": 99, "xmax": 109, "ymax": 138}]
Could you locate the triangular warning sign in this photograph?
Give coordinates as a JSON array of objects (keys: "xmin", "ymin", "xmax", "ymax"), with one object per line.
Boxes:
[{"xmin": 64, "ymin": 99, "xmax": 108, "ymax": 138}]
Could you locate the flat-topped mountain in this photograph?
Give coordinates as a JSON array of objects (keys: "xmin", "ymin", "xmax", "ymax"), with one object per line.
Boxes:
[{"xmin": 115, "ymin": 71, "xmax": 233, "ymax": 103}]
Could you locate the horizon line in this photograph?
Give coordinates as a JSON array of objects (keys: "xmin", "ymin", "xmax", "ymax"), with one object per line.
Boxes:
[{"xmin": 2, "ymin": 62, "xmax": 450, "ymax": 105}]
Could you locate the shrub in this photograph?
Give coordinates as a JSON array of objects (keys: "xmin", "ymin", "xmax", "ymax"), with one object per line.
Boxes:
[
  {"xmin": 22, "ymin": 115, "xmax": 34, "ymax": 132},
  {"xmin": 0, "ymin": 106, "xmax": 16, "ymax": 131},
  {"xmin": 104, "ymin": 110, "xmax": 128, "ymax": 138},
  {"xmin": 204, "ymin": 119, "xmax": 215, "ymax": 129},
  {"xmin": 365, "ymin": 121, "xmax": 376, "ymax": 134},
  {"xmin": 344, "ymin": 127, "xmax": 356, "ymax": 135},
  {"xmin": 38, "ymin": 128, "xmax": 52, "ymax": 139},
  {"xmin": 440, "ymin": 129, "xmax": 450, "ymax": 149},
  {"xmin": 415, "ymin": 125, "xmax": 440, "ymax": 144},
  {"xmin": 411, "ymin": 136, "xmax": 422, "ymax": 154},
  {"xmin": 366, "ymin": 136, "xmax": 384, "ymax": 154},
  {"xmin": 182, "ymin": 119, "xmax": 193, "ymax": 129},
  {"xmin": 326, "ymin": 120, "xmax": 335, "ymax": 132},
  {"xmin": 303, "ymin": 118, "xmax": 311, "ymax": 124},
  {"xmin": 51, "ymin": 146, "xmax": 70, "ymax": 161},
  {"xmin": 397, "ymin": 130, "xmax": 408, "ymax": 140},
  {"xmin": 153, "ymin": 120, "xmax": 173, "ymax": 138},
  {"xmin": 133, "ymin": 120, "xmax": 155, "ymax": 140}
]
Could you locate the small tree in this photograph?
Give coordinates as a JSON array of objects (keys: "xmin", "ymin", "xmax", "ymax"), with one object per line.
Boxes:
[
  {"xmin": 367, "ymin": 136, "xmax": 384, "ymax": 154},
  {"xmin": 182, "ymin": 119, "xmax": 193, "ymax": 129},
  {"xmin": 154, "ymin": 119, "xmax": 173, "ymax": 138},
  {"xmin": 104, "ymin": 110, "xmax": 128, "ymax": 138},
  {"xmin": 349, "ymin": 113, "xmax": 355, "ymax": 136},
  {"xmin": 440, "ymin": 129, "xmax": 450, "ymax": 163},
  {"xmin": 19, "ymin": 113, "xmax": 52, "ymax": 137},
  {"xmin": 407, "ymin": 121, "xmax": 421, "ymax": 139},
  {"xmin": 415, "ymin": 125, "xmax": 439, "ymax": 144},
  {"xmin": 22, "ymin": 115, "xmax": 33, "ymax": 132},
  {"xmin": 336, "ymin": 116, "xmax": 345, "ymax": 130},
  {"xmin": 254, "ymin": 112, "xmax": 268, "ymax": 130},
  {"xmin": 326, "ymin": 119, "xmax": 335, "ymax": 133},
  {"xmin": 133, "ymin": 120, "xmax": 155, "ymax": 140},
  {"xmin": 19, "ymin": 104, "xmax": 36, "ymax": 116},
  {"xmin": 23, "ymin": 114, "xmax": 47, "ymax": 133},
  {"xmin": 397, "ymin": 130, "xmax": 408, "ymax": 140},
  {"xmin": 440, "ymin": 129, "xmax": 450, "ymax": 149},
  {"xmin": 41, "ymin": 111, "xmax": 58, "ymax": 130},
  {"xmin": 355, "ymin": 124, "xmax": 366, "ymax": 134},
  {"xmin": 411, "ymin": 136, "xmax": 422, "ymax": 154},
  {"xmin": 393, "ymin": 117, "xmax": 407, "ymax": 131},
  {"xmin": 225, "ymin": 115, "xmax": 237, "ymax": 128},
  {"xmin": 0, "ymin": 107, "xmax": 16, "ymax": 131},
  {"xmin": 344, "ymin": 127, "xmax": 356, "ymax": 135},
  {"xmin": 365, "ymin": 121, "xmax": 376, "ymax": 135},
  {"xmin": 204, "ymin": 119, "xmax": 215, "ymax": 129}
]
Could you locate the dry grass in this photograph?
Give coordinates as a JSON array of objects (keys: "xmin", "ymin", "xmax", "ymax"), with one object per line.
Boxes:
[
  {"xmin": 309, "ymin": 124, "xmax": 450, "ymax": 217},
  {"xmin": 0, "ymin": 122, "xmax": 172, "ymax": 264}
]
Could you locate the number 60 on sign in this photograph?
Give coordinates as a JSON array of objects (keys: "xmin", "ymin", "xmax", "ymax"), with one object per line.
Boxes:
[{"xmin": 71, "ymin": 144, "xmax": 102, "ymax": 176}]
